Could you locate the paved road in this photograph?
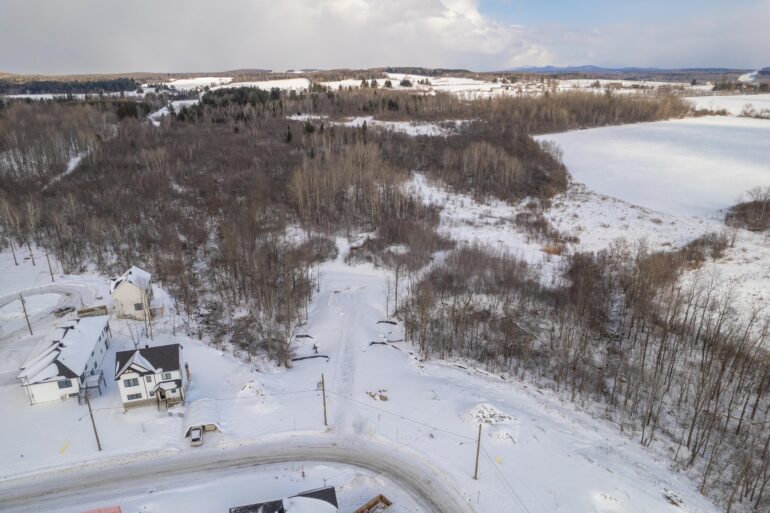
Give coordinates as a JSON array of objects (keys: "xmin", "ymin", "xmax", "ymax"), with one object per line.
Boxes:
[{"xmin": 0, "ymin": 434, "xmax": 477, "ymax": 513}]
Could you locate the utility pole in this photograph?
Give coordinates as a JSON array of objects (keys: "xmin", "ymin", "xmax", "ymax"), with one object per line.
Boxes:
[
  {"xmin": 20, "ymin": 294, "xmax": 32, "ymax": 336},
  {"xmin": 321, "ymin": 373, "xmax": 328, "ymax": 427},
  {"xmin": 44, "ymin": 247, "xmax": 55, "ymax": 282},
  {"xmin": 126, "ymin": 320, "xmax": 137, "ymax": 348},
  {"xmin": 85, "ymin": 393, "xmax": 102, "ymax": 451},
  {"xmin": 473, "ymin": 424, "xmax": 482, "ymax": 480}
]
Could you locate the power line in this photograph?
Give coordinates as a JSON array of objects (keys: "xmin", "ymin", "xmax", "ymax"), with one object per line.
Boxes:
[
  {"xmin": 480, "ymin": 447, "xmax": 532, "ymax": 513},
  {"xmin": 325, "ymin": 390, "xmax": 475, "ymax": 441}
]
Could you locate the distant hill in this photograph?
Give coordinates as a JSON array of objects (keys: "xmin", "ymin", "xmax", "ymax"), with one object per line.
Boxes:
[
  {"xmin": 384, "ymin": 66, "xmax": 471, "ymax": 76},
  {"xmin": 510, "ymin": 65, "xmax": 748, "ymax": 75}
]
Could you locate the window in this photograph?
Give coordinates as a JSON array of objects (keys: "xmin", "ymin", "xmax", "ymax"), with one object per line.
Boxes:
[
  {"xmin": 134, "ymin": 303, "xmax": 143, "ymax": 311},
  {"xmin": 123, "ymin": 378, "xmax": 139, "ymax": 387},
  {"xmin": 161, "ymin": 372, "xmax": 172, "ymax": 380},
  {"xmin": 145, "ymin": 375, "xmax": 153, "ymax": 383},
  {"xmin": 57, "ymin": 379, "xmax": 72, "ymax": 389},
  {"xmin": 127, "ymin": 393, "xmax": 142, "ymax": 400}
]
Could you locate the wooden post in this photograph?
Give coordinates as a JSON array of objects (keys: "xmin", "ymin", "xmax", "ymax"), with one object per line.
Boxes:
[
  {"xmin": 473, "ymin": 424, "xmax": 482, "ymax": 480},
  {"xmin": 85, "ymin": 393, "xmax": 102, "ymax": 451},
  {"xmin": 321, "ymin": 373, "xmax": 328, "ymax": 427},
  {"xmin": 20, "ymin": 294, "xmax": 33, "ymax": 336},
  {"xmin": 44, "ymin": 247, "xmax": 55, "ymax": 282}
]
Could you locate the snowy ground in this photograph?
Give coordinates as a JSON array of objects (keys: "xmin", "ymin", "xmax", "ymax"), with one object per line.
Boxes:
[
  {"xmin": 685, "ymin": 93, "xmax": 770, "ymax": 116},
  {"xmin": 534, "ymin": 116, "xmax": 770, "ymax": 328},
  {"xmin": 212, "ymin": 78, "xmax": 311, "ymax": 92},
  {"xmin": 536, "ymin": 116, "xmax": 770, "ymax": 218},
  {"xmin": 0, "ymin": 240, "xmax": 723, "ymax": 513},
  {"xmin": 151, "ymin": 76, "xmax": 232, "ymax": 91},
  {"xmin": 288, "ymin": 114, "xmax": 469, "ymax": 137},
  {"xmin": 148, "ymin": 99, "xmax": 200, "ymax": 125},
  {"xmin": 45, "ymin": 463, "xmax": 423, "ymax": 513}
]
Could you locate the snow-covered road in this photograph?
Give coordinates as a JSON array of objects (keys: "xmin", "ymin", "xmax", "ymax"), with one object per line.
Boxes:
[
  {"xmin": 0, "ymin": 283, "xmax": 95, "ymax": 340},
  {"xmin": 0, "ymin": 434, "xmax": 476, "ymax": 513}
]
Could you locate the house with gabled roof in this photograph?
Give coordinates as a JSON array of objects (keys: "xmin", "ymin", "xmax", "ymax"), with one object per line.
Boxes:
[
  {"xmin": 230, "ymin": 486, "xmax": 338, "ymax": 513},
  {"xmin": 111, "ymin": 265, "xmax": 153, "ymax": 321},
  {"xmin": 17, "ymin": 317, "xmax": 111, "ymax": 405},
  {"xmin": 115, "ymin": 343, "xmax": 187, "ymax": 410}
]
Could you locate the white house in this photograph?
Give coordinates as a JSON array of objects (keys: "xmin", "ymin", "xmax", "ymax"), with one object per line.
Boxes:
[
  {"xmin": 17, "ymin": 317, "xmax": 111, "ymax": 405},
  {"xmin": 115, "ymin": 343, "xmax": 187, "ymax": 410},
  {"xmin": 111, "ymin": 266, "xmax": 153, "ymax": 321}
]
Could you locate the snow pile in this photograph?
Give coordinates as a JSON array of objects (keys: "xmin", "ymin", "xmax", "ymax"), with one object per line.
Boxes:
[{"xmin": 466, "ymin": 403, "xmax": 511, "ymax": 425}]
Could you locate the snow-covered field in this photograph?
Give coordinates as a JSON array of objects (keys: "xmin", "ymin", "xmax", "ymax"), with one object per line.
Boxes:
[
  {"xmin": 685, "ymin": 93, "xmax": 770, "ymax": 115},
  {"xmin": 156, "ymin": 76, "xmax": 232, "ymax": 91},
  {"xmin": 213, "ymin": 77, "xmax": 311, "ymax": 92},
  {"xmin": 533, "ymin": 115, "xmax": 770, "ymax": 328},
  {"xmin": 537, "ymin": 116, "xmax": 770, "ymax": 217}
]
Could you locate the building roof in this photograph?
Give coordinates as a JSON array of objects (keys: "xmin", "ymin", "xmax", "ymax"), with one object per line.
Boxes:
[
  {"xmin": 230, "ymin": 487, "xmax": 338, "ymax": 513},
  {"xmin": 18, "ymin": 317, "xmax": 110, "ymax": 386},
  {"xmin": 110, "ymin": 265, "xmax": 151, "ymax": 294},
  {"xmin": 115, "ymin": 344, "xmax": 181, "ymax": 379}
]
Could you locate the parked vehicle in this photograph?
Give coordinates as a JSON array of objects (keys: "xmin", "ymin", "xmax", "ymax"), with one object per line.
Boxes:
[
  {"xmin": 189, "ymin": 426, "xmax": 203, "ymax": 447},
  {"xmin": 53, "ymin": 306, "xmax": 76, "ymax": 317}
]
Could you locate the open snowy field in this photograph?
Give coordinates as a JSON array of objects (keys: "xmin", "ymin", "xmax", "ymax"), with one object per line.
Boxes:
[
  {"xmin": 213, "ymin": 77, "xmax": 311, "ymax": 92},
  {"xmin": 536, "ymin": 116, "xmax": 770, "ymax": 218},
  {"xmin": 685, "ymin": 94, "xmax": 770, "ymax": 115}
]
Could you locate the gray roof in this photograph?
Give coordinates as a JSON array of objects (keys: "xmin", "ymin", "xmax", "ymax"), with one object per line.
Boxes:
[
  {"xmin": 230, "ymin": 487, "xmax": 338, "ymax": 513},
  {"xmin": 115, "ymin": 343, "xmax": 181, "ymax": 379}
]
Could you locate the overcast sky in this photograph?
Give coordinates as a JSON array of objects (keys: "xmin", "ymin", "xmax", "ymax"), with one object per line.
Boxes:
[{"xmin": 1, "ymin": 0, "xmax": 768, "ymax": 74}]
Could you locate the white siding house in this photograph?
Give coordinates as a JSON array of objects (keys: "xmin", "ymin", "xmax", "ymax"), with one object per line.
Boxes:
[
  {"xmin": 111, "ymin": 266, "xmax": 153, "ymax": 321},
  {"xmin": 17, "ymin": 317, "xmax": 111, "ymax": 405},
  {"xmin": 115, "ymin": 344, "xmax": 187, "ymax": 410}
]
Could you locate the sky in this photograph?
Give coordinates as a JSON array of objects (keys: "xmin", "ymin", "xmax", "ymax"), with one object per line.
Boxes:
[{"xmin": 0, "ymin": 0, "xmax": 768, "ymax": 75}]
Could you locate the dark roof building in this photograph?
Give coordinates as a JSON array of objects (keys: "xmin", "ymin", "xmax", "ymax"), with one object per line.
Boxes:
[
  {"xmin": 230, "ymin": 487, "xmax": 338, "ymax": 513},
  {"xmin": 115, "ymin": 344, "xmax": 181, "ymax": 379}
]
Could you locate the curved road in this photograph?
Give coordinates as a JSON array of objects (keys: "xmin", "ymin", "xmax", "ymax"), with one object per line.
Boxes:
[
  {"xmin": 0, "ymin": 434, "xmax": 477, "ymax": 513},
  {"xmin": 0, "ymin": 283, "xmax": 96, "ymax": 339}
]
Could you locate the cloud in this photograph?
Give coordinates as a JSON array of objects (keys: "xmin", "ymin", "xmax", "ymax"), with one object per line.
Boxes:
[
  {"xmin": 0, "ymin": 0, "xmax": 766, "ymax": 74},
  {"xmin": 0, "ymin": 0, "xmax": 551, "ymax": 73},
  {"xmin": 536, "ymin": 0, "xmax": 770, "ymax": 68}
]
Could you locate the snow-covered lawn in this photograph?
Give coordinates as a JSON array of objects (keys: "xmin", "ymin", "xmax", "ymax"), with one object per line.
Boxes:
[
  {"xmin": 537, "ymin": 116, "xmax": 770, "ymax": 218},
  {"xmin": 685, "ymin": 93, "xmax": 770, "ymax": 116}
]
